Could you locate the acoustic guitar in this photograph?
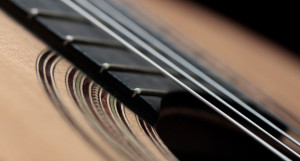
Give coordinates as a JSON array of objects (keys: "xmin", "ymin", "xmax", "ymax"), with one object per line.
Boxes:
[{"xmin": 1, "ymin": 0, "xmax": 299, "ymax": 160}]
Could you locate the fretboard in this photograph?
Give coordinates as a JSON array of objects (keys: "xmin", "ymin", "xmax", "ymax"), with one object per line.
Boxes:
[{"xmin": 0, "ymin": 0, "xmax": 286, "ymax": 128}]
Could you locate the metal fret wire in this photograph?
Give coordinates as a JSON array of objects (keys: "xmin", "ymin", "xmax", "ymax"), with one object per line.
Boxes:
[
  {"xmin": 92, "ymin": 0, "xmax": 300, "ymax": 147},
  {"xmin": 61, "ymin": 0, "xmax": 295, "ymax": 160}
]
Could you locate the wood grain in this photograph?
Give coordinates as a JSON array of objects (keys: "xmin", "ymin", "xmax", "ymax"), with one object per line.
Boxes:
[
  {"xmin": 0, "ymin": 10, "xmax": 175, "ymax": 161},
  {"xmin": 0, "ymin": 10, "xmax": 103, "ymax": 161}
]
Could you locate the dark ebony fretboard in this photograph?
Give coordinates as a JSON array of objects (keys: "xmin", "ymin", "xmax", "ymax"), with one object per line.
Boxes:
[{"xmin": 0, "ymin": 0, "xmax": 288, "ymax": 129}]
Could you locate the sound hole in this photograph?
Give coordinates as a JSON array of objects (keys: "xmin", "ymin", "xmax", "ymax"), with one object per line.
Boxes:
[{"xmin": 156, "ymin": 93, "xmax": 281, "ymax": 161}]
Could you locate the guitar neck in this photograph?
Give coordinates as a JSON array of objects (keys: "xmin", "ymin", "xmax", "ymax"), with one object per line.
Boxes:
[{"xmin": 1, "ymin": 0, "xmax": 257, "ymax": 124}]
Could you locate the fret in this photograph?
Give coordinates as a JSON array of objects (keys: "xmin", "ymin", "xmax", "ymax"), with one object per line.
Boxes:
[
  {"xmin": 99, "ymin": 63, "xmax": 160, "ymax": 75},
  {"xmin": 132, "ymin": 88, "xmax": 167, "ymax": 97},
  {"xmin": 63, "ymin": 35, "xmax": 122, "ymax": 48},
  {"xmin": 99, "ymin": 63, "xmax": 198, "ymax": 79},
  {"xmin": 63, "ymin": 35, "xmax": 159, "ymax": 53},
  {"xmin": 31, "ymin": 9, "xmax": 114, "ymax": 40},
  {"xmin": 64, "ymin": 35, "xmax": 131, "ymax": 50},
  {"xmin": 28, "ymin": 8, "xmax": 88, "ymax": 23}
]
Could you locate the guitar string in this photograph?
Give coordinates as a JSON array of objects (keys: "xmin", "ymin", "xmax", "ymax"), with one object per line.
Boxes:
[
  {"xmin": 73, "ymin": 0, "xmax": 300, "ymax": 158},
  {"xmin": 90, "ymin": 0, "xmax": 300, "ymax": 147},
  {"xmin": 61, "ymin": 0, "xmax": 295, "ymax": 160},
  {"xmin": 85, "ymin": 1, "xmax": 299, "ymax": 153},
  {"xmin": 64, "ymin": 0, "xmax": 297, "ymax": 158}
]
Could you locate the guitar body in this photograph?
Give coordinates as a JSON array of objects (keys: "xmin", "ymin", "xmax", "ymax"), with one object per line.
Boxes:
[
  {"xmin": 0, "ymin": 10, "xmax": 177, "ymax": 161},
  {"xmin": 0, "ymin": 0, "xmax": 299, "ymax": 160}
]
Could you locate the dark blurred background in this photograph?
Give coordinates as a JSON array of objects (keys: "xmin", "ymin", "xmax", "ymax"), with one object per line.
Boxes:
[{"xmin": 188, "ymin": 0, "xmax": 299, "ymax": 56}]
